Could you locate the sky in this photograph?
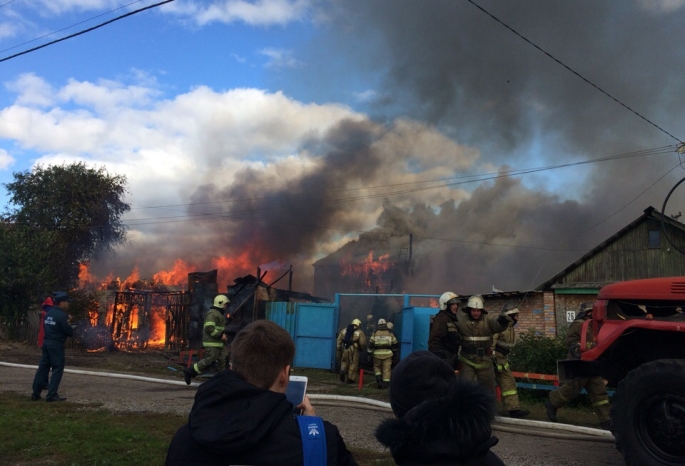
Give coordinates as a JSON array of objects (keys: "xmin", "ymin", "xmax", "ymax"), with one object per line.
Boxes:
[{"xmin": 1, "ymin": 0, "xmax": 684, "ymax": 295}]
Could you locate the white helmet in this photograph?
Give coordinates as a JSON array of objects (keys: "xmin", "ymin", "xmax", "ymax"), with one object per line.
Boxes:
[
  {"xmin": 439, "ymin": 292, "xmax": 459, "ymax": 311},
  {"xmin": 378, "ymin": 318, "xmax": 387, "ymax": 326},
  {"xmin": 213, "ymin": 294, "xmax": 230, "ymax": 308},
  {"xmin": 386, "ymin": 321, "xmax": 394, "ymax": 330},
  {"xmin": 467, "ymin": 295, "xmax": 484, "ymax": 309},
  {"xmin": 367, "ymin": 314, "xmax": 373, "ymax": 321}
]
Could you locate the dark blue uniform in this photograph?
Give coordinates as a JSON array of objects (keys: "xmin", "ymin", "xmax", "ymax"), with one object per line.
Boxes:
[{"xmin": 32, "ymin": 304, "xmax": 73, "ymax": 401}]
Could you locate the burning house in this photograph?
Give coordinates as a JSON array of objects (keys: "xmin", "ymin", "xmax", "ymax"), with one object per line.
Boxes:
[
  {"xmin": 71, "ymin": 262, "xmax": 326, "ymax": 352},
  {"xmin": 313, "ymin": 234, "xmax": 412, "ymax": 300}
]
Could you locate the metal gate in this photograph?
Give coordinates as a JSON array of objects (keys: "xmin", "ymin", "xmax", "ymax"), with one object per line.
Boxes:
[{"xmin": 266, "ymin": 302, "xmax": 338, "ymax": 370}]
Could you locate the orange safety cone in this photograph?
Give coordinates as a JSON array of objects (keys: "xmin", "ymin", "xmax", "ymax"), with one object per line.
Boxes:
[{"xmin": 186, "ymin": 349, "xmax": 194, "ymax": 368}]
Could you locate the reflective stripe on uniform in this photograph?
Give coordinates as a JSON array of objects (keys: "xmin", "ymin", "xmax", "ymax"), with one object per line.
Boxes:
[
  {"xmin": 462, "ymin": 336, "xmax": 491, "ymax": 342},
  {"xmin": 593, "ymin": 399, "xmax": 610, "ymax": 407},
  {"xmin": 459, "ymin": 355, "xmax": 491, "ymax": 369},
  {"xmin": 496, "ymin": 362, "xmax": 510, "ymax": 371},
  {"xmin": 501, "ymin": 390, "xmax": 517, "ymax": 397},
  {"xmin": 203, "ymin": 342, "xmax": 224, "ymax": 348},
  {"xmin": 373, "ymin": 349, "xmax": 394, "ymax": 357}
]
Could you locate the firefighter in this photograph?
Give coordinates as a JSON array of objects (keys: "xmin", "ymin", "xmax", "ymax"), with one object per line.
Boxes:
[
  {"xmin": 492, "ymin": 304, "xmax": 530, "ymax": 418},
  {"xmin": 363, "ymin": 314, "xmax": 375, "ymax": 339},
  {"xmin": 546, "ymin": 302, "xmax": 612, "ymax": 430},
  {"xmin": 368, "ymin": 318, "xmax": 399, "ymax": 388},
  {"xmin": 428, "ymin": 292, "xmax": 461, "ymax": 369},
  {"xmin": 336, "ymin": 318, "xmax": 367, "ymax": 384},
  {"xmin": 386, "ymin": 321, "xmax": 400, "ymax": 368},
  {"xmin": 456, "ymin": 295, "xmax": 511, "ymax": 394},
  {"xmin": 184, "ymin": 294, "xmax": 230, "ymax": 385}
]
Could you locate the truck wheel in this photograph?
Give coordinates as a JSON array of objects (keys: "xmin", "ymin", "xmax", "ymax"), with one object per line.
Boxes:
[{"xmin": 612, "ymin": 359, "xmax": 685, "ymax": 466}]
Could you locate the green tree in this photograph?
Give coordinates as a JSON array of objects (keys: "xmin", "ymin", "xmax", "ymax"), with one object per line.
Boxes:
[{"xmin": 2, "ymin": 162, "xmax": 130, "ymax": 292}]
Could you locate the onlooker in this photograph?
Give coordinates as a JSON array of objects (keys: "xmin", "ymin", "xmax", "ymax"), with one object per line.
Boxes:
[
  {"xmin": 375, "ymin": 351, "xmax": 505, "ymax": 465},
  {"xmin": 336, "ymin": 318, "xmax": 367, "ymax": 384},
  {"xmin": 36, "ymin": 296, "xmax": 54, "ymax": 348},
  {"xmin": 368, "ymin": 318, "xmax": 399, "ymax": 388},
  {"xmin": 31, "ymin": 291, "xmax": 73, "ymax": 402},
  {"xmin": 184, "ymin": 294, "xmax": 230, "ymax": 385},
  {"xmin": 166, "ymin": 320, "xmax": 358, "ymax": 466}
]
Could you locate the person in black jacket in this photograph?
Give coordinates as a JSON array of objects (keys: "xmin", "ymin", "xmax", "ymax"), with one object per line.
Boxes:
[
  {"xmin": 31, "ymin": 291, "xmax": 74, "ymax": 402},
  {"xmin": 166, "ymin": 320, "xmax": 358, "ymax": 466},
  {"xmin": 375, "ymin": 351, "xmax": 505, "ymax": 466}
]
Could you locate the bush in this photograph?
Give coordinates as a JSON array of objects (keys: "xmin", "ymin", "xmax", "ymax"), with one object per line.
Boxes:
[{"xmin": 509, "ymin": 330, "xmax": 567, "ymax": 375}]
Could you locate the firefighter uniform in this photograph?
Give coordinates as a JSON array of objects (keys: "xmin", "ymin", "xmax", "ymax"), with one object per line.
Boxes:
[
  {"xmin": 457, "ymin": 295, "xmax": 510, "ymax": 394},
  {"xmin": 195, "ymin": 306, "xmax": 228, "ymax": 373},
  {"xmin": 547, "ymin": 304, "xmax": 611, "ymax": 427},
  {"xmin": 336, "ymin": 319, "xmax": 367, "ymax": 383},
  {"xmin": 492, "ymin": 304, "xmax": 529, "ymax": 417},
  {"xmin": 428, "ymin": 292, "xmax": 461, "ymax": 369},
  {"xmin": 363, "ymin": 314, "xmax": 376, "ymax": 340},
  {"xmin": 184, "ymin": 295, "xmax": 230, "ymax": 385},
  {"xmin": 368, "ymin": 319, "xmax": 399, "ymax": 388}
]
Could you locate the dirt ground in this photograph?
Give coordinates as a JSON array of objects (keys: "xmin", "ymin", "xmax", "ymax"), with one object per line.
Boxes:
[{"xmin": 0, "ymin": 341, "xmax": 625, "ymax": 466}]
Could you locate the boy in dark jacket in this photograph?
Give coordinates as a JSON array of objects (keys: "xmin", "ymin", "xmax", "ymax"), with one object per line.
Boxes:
[
  {"xmin": 375, "ymin": 350, "xmax": 505, "ymax": 466},
  {"xmin": 166, "ymin": 320, "xmax": 358, "ymax": 466}
]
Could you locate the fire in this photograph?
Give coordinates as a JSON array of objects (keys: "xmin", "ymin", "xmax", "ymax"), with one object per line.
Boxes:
[
  {"xmin": 340, "ymin": 251, "xmax": 393, "ymax": 291},
  {"xmin": 214, "ymin": 250, "xmax": 263, "ymax": 279},
  {"xmin": 153, "ymin": 259, "xmax": 194, "ymax": 287},
  {"xmin": 122, "ymin": 266, "xmax": 140, "ymax": 289},
  {"xmin": 78, "ymin": 262, "xmax": 96, "ymax": 288},
  {"xmin": 429, "ymin": 298, "xmax": 439, "ymax": 308}
]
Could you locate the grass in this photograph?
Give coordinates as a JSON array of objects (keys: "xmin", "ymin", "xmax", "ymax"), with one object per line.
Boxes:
[
  {"xmin": 0, "ymin": 392, "xmax": 185, "ymax": 465},
  {"xmin": 0, "ymin": 392, "xmax": 394, "ymax": 466}
]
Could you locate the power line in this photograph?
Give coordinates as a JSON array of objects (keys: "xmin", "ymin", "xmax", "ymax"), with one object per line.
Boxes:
[
  {"xmin": 129, "ymin": 145, "xmax": 675, "ymax": 214},
  {"xmin": 0, "ymin": 0, "xmax": 146, "ymax": 55},
  {"xmin": 464, "ymin": 0, "xmax": 683, "ymax": 144},
  {"xmin": 0, "ymin": 0, "xmax": 174, "ymax": 64},
  {"xmin": 0, "ymin": 0, "xmax": 18, "ymax": 8}
]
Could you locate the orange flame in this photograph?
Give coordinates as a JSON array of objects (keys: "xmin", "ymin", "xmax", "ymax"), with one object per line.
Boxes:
[
  {"xmin": 153, "ymin": 259, "xmax": 194, "ymax": 287},
  {"xmin": 78, "ymin": 262, "xmax": 96, "ymax": 288},
  {"xmin": 340, "ymin": 251, "xmax": 393, "ymax": 292}
]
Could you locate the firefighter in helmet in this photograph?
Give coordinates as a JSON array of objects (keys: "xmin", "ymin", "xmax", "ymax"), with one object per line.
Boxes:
[
  {"xmin": 546, "ymin": 302, "xmax": 611, "ymax": 430},
  {"xmin": 456, "ymin": 295, "xmax": 511, "ymax": 394},
  {"xmin": 184, "ymin": 294, "xmax": 230, "ymax": 385},
  {"xmin": 368, "ymin": 318, "xmax": 399, "ymax": 388},
  {"xmin": 364, "ymin": 314, "xmax": 376, "ymax": 339},
  {"xmin": 428, "ymin": 292, "xmax": 461, "ymax": 369},
  {"xmin": 492, "ymin": 304, "xmax": 530, "ymax": 418},
  {"xmin": 386, "ymin": 321, "xmax": 400, "ymax": 368},
  {"xmin": 336, "ymin": 318, "xmax": 367, "ymax": 384}
]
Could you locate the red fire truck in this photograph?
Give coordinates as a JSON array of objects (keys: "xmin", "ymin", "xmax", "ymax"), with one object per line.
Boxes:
[{"xmin": 557, "ymin": 277, "xmax": 685, "ymax": 466}]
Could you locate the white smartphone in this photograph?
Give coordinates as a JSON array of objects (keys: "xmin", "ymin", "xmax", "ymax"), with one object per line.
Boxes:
[{"xmin": 285, "ymin": 375, "xmax": 308, "ymax": 415}]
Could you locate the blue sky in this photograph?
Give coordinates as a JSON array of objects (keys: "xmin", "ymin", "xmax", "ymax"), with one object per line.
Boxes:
[{"xmin": 1, "ymin": 0, "xmax": 684, "ymax": 293}]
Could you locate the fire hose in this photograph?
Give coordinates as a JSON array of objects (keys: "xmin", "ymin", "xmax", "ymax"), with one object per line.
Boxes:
[{"xmin": 0, "ymin": 361, "xmax": 614, "ymax": 443}]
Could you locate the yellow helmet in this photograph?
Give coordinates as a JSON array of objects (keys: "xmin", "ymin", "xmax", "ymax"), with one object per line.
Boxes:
[
  {"xmin": 214, "ymin": 294, "xmax": 230, "ymax": 308},
  {"xmin": 352, "ymin": 318, "xmax": 362, "ymax": 327}
]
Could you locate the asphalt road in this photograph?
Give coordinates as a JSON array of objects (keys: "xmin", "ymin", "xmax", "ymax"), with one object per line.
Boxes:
[{"xmin": 0, "ymin": 363, "xmax": 625, "ymax": 466}]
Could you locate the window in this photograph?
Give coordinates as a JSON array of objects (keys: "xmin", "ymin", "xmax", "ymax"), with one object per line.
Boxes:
[{"xmin": 648, "ymin": 230, "xmax": 661, "ymax": 249}]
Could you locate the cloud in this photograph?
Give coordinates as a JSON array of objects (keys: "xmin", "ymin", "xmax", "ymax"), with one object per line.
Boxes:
[
  {"xmin": 0, "ymin": 148, "xmax": 14, "ymax": 169},
  {"xmin": 164, "ymin": 0, "xmax": 311, "ymax": 26},
  {"xmin": 259, "ymin": 48, "xmax": 304, "ymax": 69},
  {"xmin": 353, "ymin": 89, "xmax": 376, "ymax": 102}
]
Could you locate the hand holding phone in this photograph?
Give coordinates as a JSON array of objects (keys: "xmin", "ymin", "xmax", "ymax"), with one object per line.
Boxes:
[{"xmin": 285, "ymin": 375, "xmax": 308, "ymax": 415}]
